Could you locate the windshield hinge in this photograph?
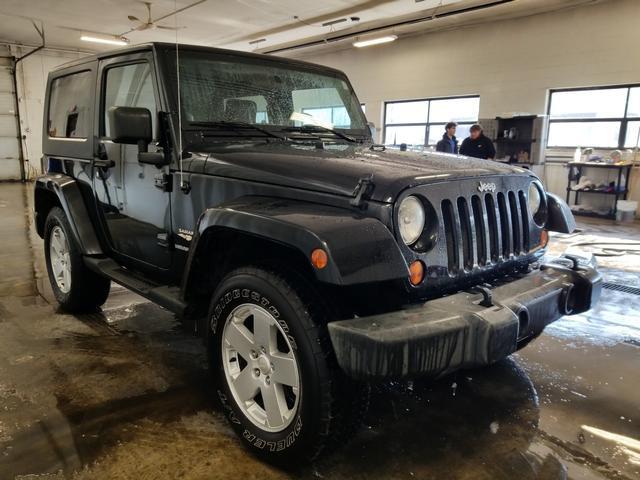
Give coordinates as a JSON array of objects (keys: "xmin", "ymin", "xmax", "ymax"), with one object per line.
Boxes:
[{"xmin": 350, "ymin": 174, "xmax": 374, "ymax": 208}]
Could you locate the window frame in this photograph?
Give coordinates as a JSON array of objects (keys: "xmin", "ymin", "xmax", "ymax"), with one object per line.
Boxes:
[
  {"xmin": 546, "ymin": 84, "xmax": 640, "ymax": 149},
  {"xmin": 43, "ymin": 61, "xmax": 97, "ymax": 161},
  {"xmin": 99, "ymin": 58, "xmax": 160, "ymax": 141},
  {"xmin": 47, "ymin": 69, "xmax": 93, "ymax": 141},
  {"xmin": 383, "ymin": 94, "xmax": 479, "ymax": 146}
]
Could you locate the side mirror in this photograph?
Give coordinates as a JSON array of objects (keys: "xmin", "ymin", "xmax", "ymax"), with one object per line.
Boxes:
[
  {"xmin": 107, "ymin": 106, "xmax": 169, "ymax": 167},
  {"xmin": 108, "ymin": 106, "xmax": 152, "ymax": 145}
]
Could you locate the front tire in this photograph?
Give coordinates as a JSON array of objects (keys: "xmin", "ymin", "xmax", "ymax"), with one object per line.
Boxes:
[
  {"xmin": 44, "ymin": 207, "xmax": 110, "ymax": 312},
  {"xmin": 208, "ymin": 266, "xmax": 367, "ymax": 464}
]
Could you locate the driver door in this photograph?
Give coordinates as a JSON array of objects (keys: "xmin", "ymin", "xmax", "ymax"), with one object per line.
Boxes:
[{"xmin": 92, "ymin": 53, "xmax": 172, "ymax": 272}]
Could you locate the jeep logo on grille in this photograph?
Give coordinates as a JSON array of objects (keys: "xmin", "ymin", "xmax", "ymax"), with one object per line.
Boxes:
[{"xmin": 478, "ymin": 181, "xmax": 496, "ymax": 193}]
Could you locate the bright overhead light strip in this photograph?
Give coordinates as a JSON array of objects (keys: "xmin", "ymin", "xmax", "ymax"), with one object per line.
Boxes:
[
  {"xmin": 353, "ymin": 35, "xmax": 397, "ymax": 48},
  {"xmin": 80, "ymin": 35, "xmax": 129, "ymax": 46}
]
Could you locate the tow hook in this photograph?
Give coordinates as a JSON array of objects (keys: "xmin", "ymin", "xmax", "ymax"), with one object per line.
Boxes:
[
  {"xmin": 541, "ymin": 254, "xmax": 585, "ymax": 272},
  {"xmin": 562, "ymin": 254, "xmax": 582, "ymax": 271},
  {"xmin": 470, "ymin": 284, "xmax": 494, "ymax": 307}
]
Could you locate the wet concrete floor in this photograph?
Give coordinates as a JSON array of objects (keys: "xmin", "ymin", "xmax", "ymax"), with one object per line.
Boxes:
[{"xmin": 0, "ymin": 182, "xmax": 638, "ymax": 480}]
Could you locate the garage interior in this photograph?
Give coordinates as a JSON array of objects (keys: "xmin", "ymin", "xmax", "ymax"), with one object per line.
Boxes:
[{"xmin": 0, "ymin": 0, "xmax": 639, "ymax": 479}]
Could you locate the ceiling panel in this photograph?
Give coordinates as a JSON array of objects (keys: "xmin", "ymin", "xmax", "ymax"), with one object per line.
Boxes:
[{"xmin": 0, "ymin": 0, "xmax": 598, "ymax": 54}]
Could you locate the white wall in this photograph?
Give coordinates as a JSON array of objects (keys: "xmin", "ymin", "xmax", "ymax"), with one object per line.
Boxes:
[
  {"xmin": 286, "ymin": 0, "xmax": 640, "ymax": 207},
  {"xmin": 7, "ymin": 45, "xmax": 89, "ymax": 179}
]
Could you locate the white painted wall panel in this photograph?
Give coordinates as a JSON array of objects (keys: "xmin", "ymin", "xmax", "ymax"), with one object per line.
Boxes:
[
  {"xmin": 0, "ymin": 160, "xmax": 20, "ymax": 179},
  {"xmin": 0, "ymin": 136, "xmax": 19, "ymax": 158},
  {"xmin": 0, "ymin": 73, "xmax": 12, "ymax": 92},
  {"xmin": 0, "ymin": 61, "xmax": 20, "ymax": 180},
  {"xmin": 0, "ymin": 92, "xmax": 16, "ymax": 114},
  {"xmin": 0, "ymin": 117, "xmax": 17, "ymax": 137}
]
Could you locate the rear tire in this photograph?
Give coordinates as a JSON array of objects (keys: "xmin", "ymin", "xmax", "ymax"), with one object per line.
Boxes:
[
  {"xmin": 208, "ymin": 266, "xmax": 367, "ymax": 464},
  {"xmin": 44, "ymin": 207, "xmax": 110, "ymax": 312}
]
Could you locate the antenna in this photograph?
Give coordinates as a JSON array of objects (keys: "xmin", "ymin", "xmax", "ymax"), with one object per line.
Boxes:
[{"xmin": 175, "ymin": 0, "xmax": 184, "ymax": 190}]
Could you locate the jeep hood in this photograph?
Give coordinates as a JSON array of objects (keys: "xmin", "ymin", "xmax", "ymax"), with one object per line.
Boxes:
[{"xmin": 195, "ymin": 143, "xmax": 534, "ymax": 203}]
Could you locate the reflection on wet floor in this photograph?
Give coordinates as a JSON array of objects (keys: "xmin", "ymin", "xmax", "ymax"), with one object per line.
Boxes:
[{"xmin": 0, "ymin": 183, "xmax": 638, "ymax": 480}]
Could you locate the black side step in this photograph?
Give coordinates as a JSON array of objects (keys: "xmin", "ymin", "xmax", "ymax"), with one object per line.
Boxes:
[{"xmin": 84, "ymin": 257, "xmax": 187, "ymax": 316}]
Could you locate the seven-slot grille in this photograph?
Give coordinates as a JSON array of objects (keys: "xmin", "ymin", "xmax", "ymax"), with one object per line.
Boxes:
[{"xmin": 441, "ymin": 190, "xmax": 530, "ymax": 273}]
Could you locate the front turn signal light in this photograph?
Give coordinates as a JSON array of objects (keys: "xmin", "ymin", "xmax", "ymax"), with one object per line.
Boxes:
[
  {"xmin": 540, "ymin": 229, "xmax": 549, "ymax": 248},
  {"xmin": 409, "ymin": 260, "xmax": 425, "ymax": 286},
  {"xmin": 311, "ymin": 248, "xmax": 328, "ymax": 269}
]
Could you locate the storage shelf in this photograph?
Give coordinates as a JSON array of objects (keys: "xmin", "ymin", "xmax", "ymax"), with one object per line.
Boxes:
[
  {"xmin": 565, "ymin": 161, "xmax": 633, "ymax": 218},
  {"xmin": 566, "ymin": 162, "xmax": 633, "ymax": 170},
  {"xmin": 566, "ymin": 188, "xmax": 628, "ymax": 196}
]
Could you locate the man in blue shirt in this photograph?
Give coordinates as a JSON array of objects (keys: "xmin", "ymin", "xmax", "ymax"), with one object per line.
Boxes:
[{"xmin": 436, "ymin": 122, "xmax": 458, "ymax": 154}]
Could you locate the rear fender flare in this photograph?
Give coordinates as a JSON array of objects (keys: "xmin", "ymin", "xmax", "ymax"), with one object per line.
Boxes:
[{"xmin": 34, "ymin": 174, "xmax": 102, "ymax": 255}]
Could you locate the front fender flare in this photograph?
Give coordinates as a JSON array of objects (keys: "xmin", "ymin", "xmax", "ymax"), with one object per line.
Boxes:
[
  {"xmin": 546, "ymin": 192, "xmax": 576, "ymax": 234},
  {"xmin": 34, "ymin": 174, "xmax": 103, "ymax": 255},
  {"xmin": 183, "ymin": 197, "xmax": 409, "ymax": 288}
]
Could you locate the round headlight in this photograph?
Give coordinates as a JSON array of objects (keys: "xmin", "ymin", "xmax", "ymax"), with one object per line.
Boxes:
[
  {"xmin": 528, "ymin": 182, "xmax": 542, "ymax": 216},
  {"xmin": 398, "ymin": 196, "xmax": 425, "ymax": 245}
]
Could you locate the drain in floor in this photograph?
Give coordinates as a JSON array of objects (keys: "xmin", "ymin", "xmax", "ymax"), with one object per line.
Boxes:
[{"xmin": 602, "ymin": 282, "xmax": 640, "ymax": 296}]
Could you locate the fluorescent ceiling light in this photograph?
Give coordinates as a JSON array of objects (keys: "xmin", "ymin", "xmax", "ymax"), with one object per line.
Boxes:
[
  {"xmin": 353, "ymin": 35, "xmax": 397, "ymax": 48},
  {"xmin": 80, "ymin": 35, "xmax": 129, "ymax": 46}
]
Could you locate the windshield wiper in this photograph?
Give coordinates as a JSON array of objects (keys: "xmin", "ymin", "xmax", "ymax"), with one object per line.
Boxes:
[
  {"xmin": 189, "ymin": 121, "xmax": 287, "ymax": 141},
  {"xmin": 283, "ymin": 125, "xmax": 358, "ymax": 143}
]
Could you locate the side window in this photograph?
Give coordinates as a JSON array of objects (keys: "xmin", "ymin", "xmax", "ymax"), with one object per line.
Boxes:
[
  {"xmin": 48, "ymin": 70, "xmax": 92, "ymax": 138},
  {"xmin": 103, "ymin": 62, "xmax": 156, "ymax": 138}
]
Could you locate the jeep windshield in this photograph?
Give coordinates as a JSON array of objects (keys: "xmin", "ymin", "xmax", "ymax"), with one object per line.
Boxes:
[{"xmin": 163, "ymin": 49, "xmax": 369, "ymax": 141}]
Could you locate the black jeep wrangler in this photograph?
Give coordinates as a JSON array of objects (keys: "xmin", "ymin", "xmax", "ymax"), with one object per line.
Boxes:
[{"xmin": 35, "ymin": 43, "xmax": 600, "ymax": 463}]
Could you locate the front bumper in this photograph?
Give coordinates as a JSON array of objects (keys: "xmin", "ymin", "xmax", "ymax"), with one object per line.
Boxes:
[{"xmin": 328, "ymin": 255, "xmax": 602, "ymax": 380}]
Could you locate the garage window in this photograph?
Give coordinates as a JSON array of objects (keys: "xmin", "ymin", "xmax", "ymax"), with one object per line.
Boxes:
[
  {"xmin": 47, "ymin": 70, "xmax": 92, "ymax": 139},
  {"xmin": 383, "ymin": 96, "xmax": 479, "ymax": 146},
  {"xmin": 547, "ymin": 85, "xmax": 640, "ymax": 148}
]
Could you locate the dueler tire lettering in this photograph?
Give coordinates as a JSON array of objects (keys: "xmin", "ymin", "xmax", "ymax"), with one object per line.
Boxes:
[{"xmin": 207, "ymin": 266, "xmax": 368, "ymax": 464}]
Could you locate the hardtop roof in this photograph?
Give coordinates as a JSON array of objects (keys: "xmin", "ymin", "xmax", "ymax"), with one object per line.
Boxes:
[{"xmin": 50, "ymin": 42, "xmax": 346, "ymax": 77}]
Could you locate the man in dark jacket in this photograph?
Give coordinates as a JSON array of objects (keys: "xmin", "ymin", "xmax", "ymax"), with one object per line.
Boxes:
[
  {"xmin": 435, "ymin": 122, "xmax": 458, "ymax": 154},
  {"xmin": 459, "ymin": 124, "xmax": 496, "ymax": 159}
]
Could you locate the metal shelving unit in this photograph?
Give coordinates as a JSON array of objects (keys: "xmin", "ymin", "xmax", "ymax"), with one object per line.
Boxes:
[{"xmin": 565, "ymin": 162, "xmax": 633, "ymax": 219}]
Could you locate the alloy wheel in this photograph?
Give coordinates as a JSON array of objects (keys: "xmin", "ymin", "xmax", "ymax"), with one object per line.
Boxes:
[
  {"xmin": 49, "ymin": 225, "xmax": 71, "ymax": 294},
  {"xmin": 221, "ymin": 303, "xmax": 300, "ymax": 432}
]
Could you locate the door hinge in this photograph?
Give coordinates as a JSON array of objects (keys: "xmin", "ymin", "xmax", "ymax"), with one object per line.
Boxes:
[
  {"xmin": 350, "ymin": 174, "xmax": 374, "ymax": 208},
  {"xmin": 154, "ymin": 173, "xmax": 172, "ymax": 192}
]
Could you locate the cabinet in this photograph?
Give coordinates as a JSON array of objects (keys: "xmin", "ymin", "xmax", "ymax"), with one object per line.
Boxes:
[{"xmin": 493, "ymin": 116, "xmax": 544, "ymax": 165}]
